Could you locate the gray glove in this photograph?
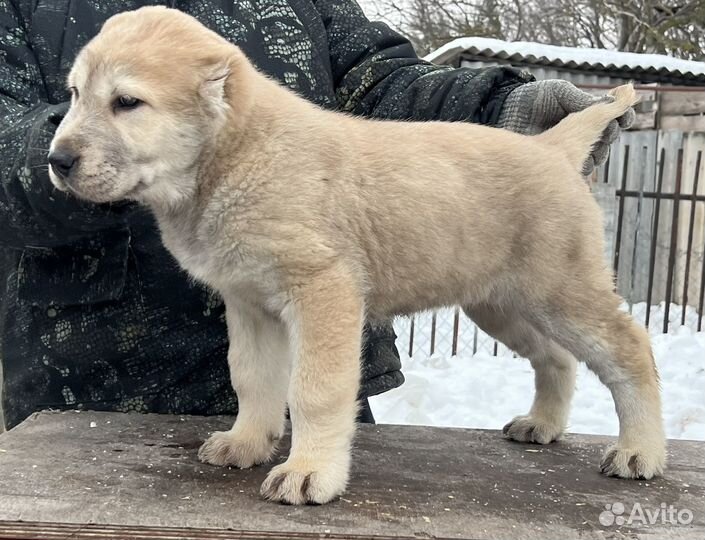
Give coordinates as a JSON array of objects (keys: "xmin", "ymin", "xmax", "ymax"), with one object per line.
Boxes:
[{"xmin": 496, "ymin": 80, "xmax": 635, "ymax": 175}]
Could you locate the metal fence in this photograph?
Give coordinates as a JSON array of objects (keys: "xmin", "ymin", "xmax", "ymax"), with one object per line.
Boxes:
[
  {"xmin": 399, "ymin": 130, "xmax": 705, "ymax": 359},
  {"xmin": 598, "ymin": 130, "xmax": 705, "ymax": 327},
  {"xmin": 607, "ymin": 145, "xmax": 704, "ymax": 332}
]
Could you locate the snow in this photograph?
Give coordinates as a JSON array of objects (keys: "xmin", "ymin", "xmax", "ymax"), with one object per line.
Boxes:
[
  {"xmin": 371, "ymin": 303, "xmax": 705, "ymax": 441},
  {"xmin": 424, "ymin": 37, "xmax": 705, "ymax": 78}
]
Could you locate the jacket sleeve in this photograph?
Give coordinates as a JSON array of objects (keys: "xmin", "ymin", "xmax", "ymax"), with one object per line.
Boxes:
[
  {"xmin": 0, "ymin": 0, "xmax": 132, "ymax": 250},
  {"xmin": 314, "ymin": 0, "xmax": 534, "ymax": 124}
]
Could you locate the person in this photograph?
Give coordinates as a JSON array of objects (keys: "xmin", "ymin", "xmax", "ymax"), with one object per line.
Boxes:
[{"xmin": 0, "ymin": 0, "xmax": 632, "ymax": 431}]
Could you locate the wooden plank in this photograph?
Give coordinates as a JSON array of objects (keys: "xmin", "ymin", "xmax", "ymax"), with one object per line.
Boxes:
[
  {"xmin": 635, "ymin": 130, "xmax": 683, "ymax": 312},
  {"xmin": 631, "ymin": 110, "xmax": 656, "ymax": 130},
  {"xmin": 626, "ymin": 134, "xmax": 657, "ymax": 306},
  {"xmin": 605, "ymin": 131, "xmax": 660, "ymax": 305},
  {"xmin": 661, "ymin": 115, "xmax": 705, "ymax": 132},
  {"xmin": 674, "ymin": 133, "xmax": 705, "ymax": 308},
  {"xmin": 0, "ymin": 521, "xmax": 429, "ymax": 540},
  {"xmin": 660, "ymin": 92, "xmax": 705, "ymax": 115},
  {"xmin": 635, "ymin": 87, "xmax": 657, "ymax": 113},
  {"xmin": 596, "ymin": 137, "xmax": 628, "ymax": 265},
  {"xmin": 1, "ymin": 411, "xmax": 703, "ymax": 540}
]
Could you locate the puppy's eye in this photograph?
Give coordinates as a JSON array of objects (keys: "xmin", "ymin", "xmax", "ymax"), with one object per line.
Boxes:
[
  {"xmin": 114, "ymin": 95, "xmax": 142, "ymax": 111},
  {"xmin": 69, "ymin": 86, "xmax": 79, "ymax": 99}
]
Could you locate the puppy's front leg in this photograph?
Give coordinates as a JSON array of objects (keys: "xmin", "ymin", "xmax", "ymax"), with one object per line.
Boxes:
[
  {"xmin": 198, "ymin": 298, "xmax": 290, "ymax": 468},
  {"xmin": 261, "ymin": 267, "xmax": 363, "ymax": 505}
]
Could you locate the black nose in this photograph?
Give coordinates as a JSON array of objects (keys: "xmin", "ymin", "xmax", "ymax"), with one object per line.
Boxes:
[{"xmin": 48, "ymin": 149, "xmax": 78, "ymax": 179}]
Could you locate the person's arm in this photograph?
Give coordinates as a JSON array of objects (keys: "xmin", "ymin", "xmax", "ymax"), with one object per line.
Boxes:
[
  {"xmin": 314, "ymin": 0, "xmax": 533, "ymax": 124},
  {"xmin": 495, "ymin": 80, "xmax": 635, "ymax": 175},
  {"xmin": 315, "ymin": 0, "xmax": 633, "ymax": 174},
  {"xmin": 0, "ymin": 0, "xmax": 133, "ymax": 250}
]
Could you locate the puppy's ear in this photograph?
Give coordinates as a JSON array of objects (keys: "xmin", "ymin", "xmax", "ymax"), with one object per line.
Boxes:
[{"xmin": 200, "ymin": 59, "xmax": 232, "ymax": 117}]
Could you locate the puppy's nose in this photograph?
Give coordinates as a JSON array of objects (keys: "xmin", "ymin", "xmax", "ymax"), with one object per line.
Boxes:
[{"xmin": 48, "ymin": 148, "xmax": 78, "ymax": 179}]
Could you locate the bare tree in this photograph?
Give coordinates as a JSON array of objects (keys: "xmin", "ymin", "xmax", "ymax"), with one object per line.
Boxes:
[{"xmin": 366, "ymin": 0, "xmax": 705, "ymax": 60}]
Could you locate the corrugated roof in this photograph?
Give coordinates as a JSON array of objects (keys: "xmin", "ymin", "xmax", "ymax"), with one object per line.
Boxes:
[{"xmin": 425, "ymin": 37, "xmax": 705, "ymax": 83}]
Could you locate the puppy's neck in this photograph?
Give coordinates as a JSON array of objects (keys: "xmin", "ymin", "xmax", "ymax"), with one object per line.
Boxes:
[
  {"xmin": 148, "ymin": 53, "xmax": 259, "ymax": 219},
  {"xmin": 192, "ymin": 60, "xmax": 301, "ymax": 206},
  {"xmin": 149, "ymin": 55, "xmax": 308, "ymax": 225}
]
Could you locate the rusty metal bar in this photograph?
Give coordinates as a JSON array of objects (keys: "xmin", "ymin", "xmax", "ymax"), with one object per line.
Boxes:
[
  {"xmin": 472, "ymin": 324, "xmax": 478, "ymax": 355},
  {"xmin": 681, "ymin": 151, "xmax": 702, "ymax": 325},
  {"xmin": 613, "ymin": 145, "xmax": 630, "ymax": 276},
  {"xmin": 614, "ymin": 189, "xmax": 705, "ymax": 202},
  {"xmin": 451, "ymin": 307, "xmax": 460, "ymax": 356},
  {"xmin": 699, "ymin": 236, "xmax": 705, "ymax": 331},
  {"xmin": 645, "ymin": 148, "xmax": 666, "ymax": 329},
  {"xmin": 663, "ymin": 149, "xmax": 684, "ymax": 333},
  {"xmin": 430, "ymin": 312, "xmax": 437, "ymax": 355}
]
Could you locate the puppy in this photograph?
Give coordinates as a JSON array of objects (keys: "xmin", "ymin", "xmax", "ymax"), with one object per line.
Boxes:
[{"xmin": 48, "ymin": 6, "xmax": 665, "ymax": 505}]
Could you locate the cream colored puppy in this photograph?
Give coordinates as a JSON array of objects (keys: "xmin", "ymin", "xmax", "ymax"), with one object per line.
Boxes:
[{"xmin": 48, "ymin": 6, "xmax": 665, "ymax": 505}]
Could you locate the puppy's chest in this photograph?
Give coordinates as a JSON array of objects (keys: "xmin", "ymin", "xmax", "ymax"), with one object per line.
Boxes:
[{"xmin": 159, "ymin": 217, "xmax": 278, "ymax": 298}]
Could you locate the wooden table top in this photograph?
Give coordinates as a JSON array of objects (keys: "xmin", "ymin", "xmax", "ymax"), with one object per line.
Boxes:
[{"xmin": 0, "ymin": 410, "xmax": 703, "ymax": 539}]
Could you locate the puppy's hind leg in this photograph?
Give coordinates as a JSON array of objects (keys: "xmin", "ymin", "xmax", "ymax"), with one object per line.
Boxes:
[
  {"xmin": 530, "ymin": 289, "xmax": 665, "ymax": 479},
  {"xmin": 464, "ymin": 305, "xmax": 577, "ymax": 444}
]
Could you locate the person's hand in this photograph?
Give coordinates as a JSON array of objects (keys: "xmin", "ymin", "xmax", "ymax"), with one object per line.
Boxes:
[
  {"xmin": 26, "ymin": 101, "xmax": 71, "ymax": 168},
  {"xmin": 496, "ymin": 80, "xmax": 635, "ymax": 175}
]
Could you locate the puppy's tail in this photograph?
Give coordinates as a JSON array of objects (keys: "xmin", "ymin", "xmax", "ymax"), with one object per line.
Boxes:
[{"xmin": 536, "ymin": 84, "xmax": 639, "ymax": 174}]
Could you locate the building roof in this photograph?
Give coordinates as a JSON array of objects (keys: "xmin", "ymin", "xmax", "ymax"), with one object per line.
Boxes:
[{"xmin": 425, "ymin": 37, "xmax": 705, "ymax": 84}]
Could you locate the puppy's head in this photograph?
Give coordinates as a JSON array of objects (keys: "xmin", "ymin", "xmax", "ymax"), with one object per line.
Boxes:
[{"xmin": 49, "ymin": 7, "xmax": 243, "ymax": 208}]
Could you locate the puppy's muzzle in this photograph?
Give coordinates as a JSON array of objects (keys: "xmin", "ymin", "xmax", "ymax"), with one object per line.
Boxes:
[{"xmin": 48, "ymin": 148, "xmax": 79, "ymax": 181}]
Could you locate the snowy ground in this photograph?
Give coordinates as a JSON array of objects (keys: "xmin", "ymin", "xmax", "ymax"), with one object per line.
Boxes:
[{"xmin": 371, "ymin": 303, "xmax": 705, "ymax": 441}]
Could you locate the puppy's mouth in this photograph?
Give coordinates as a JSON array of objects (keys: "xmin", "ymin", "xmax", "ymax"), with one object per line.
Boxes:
[
  {"xmin": 49, "ymin": 167, "xmax": 146, "ymax": 203},
  {"xmin": 48, "ymin": 171, "xmax": 76, "ymax": 196},
  {"xmin": 123, "ymin": 179, "xmax": 148, "ymax": 201},
  {"xmin": 49, "ymin": 173, "xmax": 98, "ymax": 201}
]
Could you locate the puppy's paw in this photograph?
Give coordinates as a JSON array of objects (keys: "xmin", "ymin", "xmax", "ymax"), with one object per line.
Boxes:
[
  {"xmin": 600, "ymin": 444, "xmax": 665, "ymax": 480},
  {"xmin": 503, "ymin": 415, "xmax": 563, "ymax": 444},
  {"xmin": 260, "ymin": 456, "xmax": 349, "ymax": 505},
  {"xmin": 198, "ymin": 429, "xmax": 279, "ymax": 469}
]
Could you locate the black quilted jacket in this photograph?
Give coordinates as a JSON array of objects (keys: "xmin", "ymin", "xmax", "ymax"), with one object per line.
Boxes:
[{"xmin": 0, "ymin": 0, "xmax": 531, "ymax": 429}]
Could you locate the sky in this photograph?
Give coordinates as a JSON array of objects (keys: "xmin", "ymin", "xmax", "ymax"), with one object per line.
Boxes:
[{"xmin": 357, "ymin": 0, "xmax": 390, "ymax": 22}]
